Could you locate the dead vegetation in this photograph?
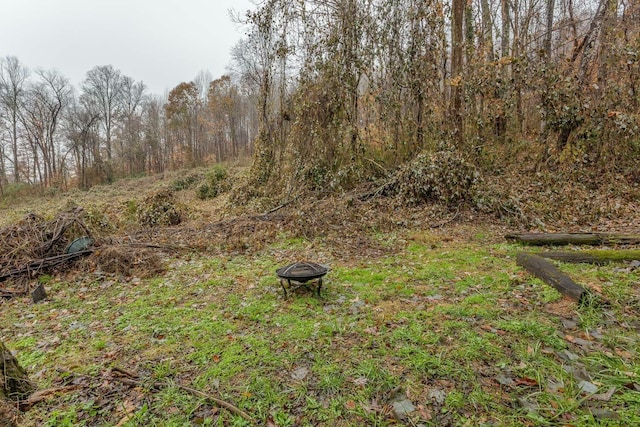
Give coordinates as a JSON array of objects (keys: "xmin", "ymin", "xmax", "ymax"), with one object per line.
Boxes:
[
  {"xmin": 361, "ymin": 150, "xmax": 481, "ymax": 207},
  {"xmin": 80, "ymin": 246, "xmax": 165, "ymax": 279},
  {"xmin": 136, "ymin": 190, "xmax": 185, "ymax": 228},
  {"xmin": 0, "ymin": 207, "xmax": 90, "ymax": 273},
  {"xmin": 1, "ymin": 160, "xmax": 639, "ymax": 301},
  {"xmin": 0, "ymin": 206, "xmax": 170, "ymax": 298}
]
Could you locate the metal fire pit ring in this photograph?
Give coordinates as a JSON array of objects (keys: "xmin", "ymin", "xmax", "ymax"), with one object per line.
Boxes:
[{"xmin": 276, "ymin": 262, "xmax": 328, "ymax": 298}]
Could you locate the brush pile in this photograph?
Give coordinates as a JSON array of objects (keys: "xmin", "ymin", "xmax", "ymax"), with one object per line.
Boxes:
[
  {"xmin": 0, "ymin": 207, "xmax": 94, "ymax": 297},
  {"xmin": 360, "ymin": 150, "xmax": 481, "ymax": 206}
]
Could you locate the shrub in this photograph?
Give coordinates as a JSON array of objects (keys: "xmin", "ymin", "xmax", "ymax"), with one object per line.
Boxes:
[
  {"xmin": 196, "ymin": 166, "xmax": 228, "ymax": 200},
  {"xmin": 136, "ymin": 190, "xmax": 183, "ymax": 227},
  {"xmin": 387, "ymin": 150, "xmax": 481, "ymax": 206},
  {"xmin": 170, "ymin": 172, "xmax": 202, "ymax": 191}
]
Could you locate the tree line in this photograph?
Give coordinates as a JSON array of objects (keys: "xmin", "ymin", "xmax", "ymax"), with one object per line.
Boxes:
[
  {"xmin": 3, "ymin": 1, "xmax": 638, "ymax": 196},
  {"xmin": 0, "ymin": 59, "xmax": 258, "ymax": 195},
  {"xmin": 233, "ymin": 0, "xmax": 639, "ymax": 189}
]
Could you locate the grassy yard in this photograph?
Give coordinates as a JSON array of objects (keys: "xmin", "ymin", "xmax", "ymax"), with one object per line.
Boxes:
[{"xmin": 2, "ymin": 224, "xmax": 639, "ymax": 426}]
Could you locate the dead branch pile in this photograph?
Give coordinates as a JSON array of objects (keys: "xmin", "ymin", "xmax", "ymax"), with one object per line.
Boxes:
[
  {"xmin": 80, "ymin": 246, "xmax": 165, "ymax": 278},
  {"xmin": 0, "ymin": 207, "xmax": 95, "ymax": 296},
  {"xmin": 0, "ymin": 206, "xmax": 90, "ymax": 274}
]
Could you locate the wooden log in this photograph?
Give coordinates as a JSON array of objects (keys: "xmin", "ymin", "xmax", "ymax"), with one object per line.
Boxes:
[
  {"xmin": 1, "ymin": 341, "xmax": 35, "ymax": 401},
  {"xmin": 506, "ymin": 233, "xmax": 640, "ymax": 246},
  {"xmin": 516, "ymin": 253, "xmax": 592, "ymax": 304},
  {"xmin": 538, "ymin": 250, "xmax": 640, "ymax": 265}
]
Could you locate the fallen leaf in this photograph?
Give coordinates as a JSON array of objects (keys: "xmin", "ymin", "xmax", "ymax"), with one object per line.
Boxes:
[
  {"xmin": 589, "ymin": 408, "xmax": 620, "ymax": 420},
  {"xmin": 427, "ymin": 388, "xmax": 446, "ymax": 405},
  {"xmin": 546, "ymin": 377, "xmax": 565, "ymax": 393},
  {"xmin": 590, "ymin": 387, "xmax": 616, "ymax": 401},
  {"xmin": 624, "ymin": 382, "xmax": 640, "ymax": 392},
  {"xmin": 564, "ymin": 365, "xmax": 592, "ymax": 382},
  {"xmin": 344, "ymin": 400, "xmax": 356, "ymax": 410},
  {"xmin": 115, "ymin": 414, "xmax": 134, "ymax": 427},
  {"xmin": 495, "ymin": 374, "xmax": 514, "ymax": 386},
  {"xmin": 291, "ymin": 366, "xmax": 309, "ymax": 381},
  {"xmin": 392, "ymin": 398, "xmax": 416, "ymax": 418},
  {"xmin": 352, "ymin": 376, "xmax": 368, "ymax": 387},
  {"xmin": 516, "ymin": 377, "xmax": 538, "ymax": 387}
]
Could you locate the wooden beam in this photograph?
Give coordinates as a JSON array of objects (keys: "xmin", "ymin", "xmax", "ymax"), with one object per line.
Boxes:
[
  {"xmin": 538, "ymin": 250, "xmax": 640, "ymax": 265},
  {"xmin": 506, "ymin": 233, "xmax": 640, "ymax": 246},
  {"xmin": 516, "ymin": 253, "xmax": 592, "ymax": 304}
]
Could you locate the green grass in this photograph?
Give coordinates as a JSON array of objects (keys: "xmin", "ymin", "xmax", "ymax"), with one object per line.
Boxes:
[{"xmin": 2, "ymin": 232, "xmax": 639, "ymax": 426}]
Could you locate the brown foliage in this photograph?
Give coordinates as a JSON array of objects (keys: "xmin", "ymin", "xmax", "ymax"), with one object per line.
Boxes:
[
  {"xmin": 136, "ymin": 190, "xmax": 184, "ymax": 228},
  {"xmin": 82, "ymin": 246, "xmax": 165, "ymax": 279}
]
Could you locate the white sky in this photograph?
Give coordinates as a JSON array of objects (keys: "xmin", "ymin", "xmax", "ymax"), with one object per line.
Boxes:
[{"xmin": 0, "ymin": 0, "xmax": 255, "ymax": 95}]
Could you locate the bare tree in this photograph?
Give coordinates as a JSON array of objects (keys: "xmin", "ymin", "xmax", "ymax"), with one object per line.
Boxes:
[
  {"xmin": 0, "ymin": 56, "xmax": 29, "ymax": 182},
  {"xmin": 451, "ymin": 0, "xmax": 465, "ymax": 144},
  {"xmin": 82, "ymin": 65, "xmax": 123, "ymax": 162},
  {"xmin": 118, "ymin": 76, "xmax": 146, "ymax": 174},
  {"xmin": 65, "ymin": 97, "xmax": 101, "ymax": 189},
  {"xmin": 544, "ymin": 0, "xmax": 556, "ymax": 61},
  {"xmin": 142, "ymin": 95, "xmax": 166, "ymax": 174}
]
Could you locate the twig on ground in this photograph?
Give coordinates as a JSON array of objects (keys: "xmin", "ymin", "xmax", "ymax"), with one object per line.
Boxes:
[
  {"xmin": 430, "ymin": 206, "xmax": 461, "ymax": 229},
  {"xmin": 19, "ymin": 386, "xmax": 81, "ymax": 409},
  {"xmin": 109, "ymin": 368, "xmax": 254, "ymax": 423},
  {"xmin": 260, "ymin": 201, "xmax": 291, "ymax": 216}
]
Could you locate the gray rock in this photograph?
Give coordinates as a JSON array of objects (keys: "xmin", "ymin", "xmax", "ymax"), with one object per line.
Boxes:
[
  {"xmin": 427, "ymin": 388, "xmax": 447, "ymax": 405},
  {"xmin": 578, "ymin": 380, "xmax": 598, "ymax": 394},
  {"xmin": 392, "ymin": 399, "xmax": 416, "ymax": 418}
]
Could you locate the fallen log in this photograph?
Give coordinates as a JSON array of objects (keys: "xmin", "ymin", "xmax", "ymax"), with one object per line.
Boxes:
[
  {"xmin": 516, "ymin": 253, "xmax": 592, "ymax": 304},
  {"xmin": 538, "ymin": 250, "xmax": 640, "ymax": 265},
  {"xmin": 506, "ymin": 233, "xmax": 640, "ymax": 246}
]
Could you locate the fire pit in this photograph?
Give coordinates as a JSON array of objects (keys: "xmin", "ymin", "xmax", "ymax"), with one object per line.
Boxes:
[{"xmin": 276, "ymin": 261, "xmax": 328, "ymax": 298}]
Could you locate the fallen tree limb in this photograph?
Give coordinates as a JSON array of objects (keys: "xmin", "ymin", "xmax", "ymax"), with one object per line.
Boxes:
[
  {"xmin": 109, "ymin": 368, "xmax": 254, "ymax": 423},
  {"xmin": 0, "ymin": 250, "xmax": 93, "ymax": 284},
  {"xmin": 506, "ymin": 233, "xmax": 640, "ymax": 246},
  {"xmin": 19, "ymin": 386, "xmax": 81, "ymax": 409},
  {"xmin": 516, "ymin": 253, "xmax": 593, "ymax": 304},
  {"xmin": 538, "ymin": 250, "xmax": 640, "ymax": 265}
]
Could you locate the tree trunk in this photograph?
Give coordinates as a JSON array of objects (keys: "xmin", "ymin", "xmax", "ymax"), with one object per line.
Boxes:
[
  {"xmin": 544, "ymin": 0, "xmax": 555, "ymax": 61},
  {"xmin": 1, "ymin": 341, "xmax": 35, "ymax": 400},
  {"xmin": 1, "ymin": 341, "xmax": 35, "ymax": 426},
  {"xmin": 505, "ymin": 233, "xmax": 640, "ymax": 246},
  {"xmin": 451, "ymin": 0, "xmax": 464, "ymax": 144},
  {"xmin": 516, "ymin": 253, "xmax": 591, "ymax": 304}
]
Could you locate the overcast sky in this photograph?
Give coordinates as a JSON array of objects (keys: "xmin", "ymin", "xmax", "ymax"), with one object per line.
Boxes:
[{"xmin": 0, "ymin": 0, "xmax": 255, "ymax": 95}]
